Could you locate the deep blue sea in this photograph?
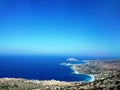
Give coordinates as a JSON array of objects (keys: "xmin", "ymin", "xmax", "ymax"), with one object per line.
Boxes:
[{"xmin": 0, "ymin": 55, "xmax": 91, "ymax": 82}]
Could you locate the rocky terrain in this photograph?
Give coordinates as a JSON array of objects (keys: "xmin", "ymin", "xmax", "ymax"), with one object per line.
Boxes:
[{"xmin": 0, "ymin": 74, "xmax": 120, "ymax": 90}]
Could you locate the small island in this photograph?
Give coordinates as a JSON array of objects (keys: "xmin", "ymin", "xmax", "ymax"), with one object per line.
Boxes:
[{"xmin": 67, "ymin": 58, "xmax": 78, "ymax": 62}]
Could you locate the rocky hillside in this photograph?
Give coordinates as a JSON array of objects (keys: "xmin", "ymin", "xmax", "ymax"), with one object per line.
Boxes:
[{"xmin": 0, "ymin": 74, "xmax": 120, "ymax": 90}]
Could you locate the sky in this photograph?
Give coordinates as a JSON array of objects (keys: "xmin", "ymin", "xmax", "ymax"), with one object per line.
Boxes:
[{"xmin": 0, "ymin": 0, "xmax": 120, "ymax": 57}]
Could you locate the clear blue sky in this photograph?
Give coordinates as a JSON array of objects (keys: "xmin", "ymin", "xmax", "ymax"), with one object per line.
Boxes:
[{"xmin": 0, "ymin": 0, "xmax": 120, "ymax": 57}]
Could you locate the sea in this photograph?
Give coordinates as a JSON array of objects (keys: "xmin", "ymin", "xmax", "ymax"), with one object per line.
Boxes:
[{"xmin": 0, "ymin": 55, "xmax": 92, "ymax": 82}]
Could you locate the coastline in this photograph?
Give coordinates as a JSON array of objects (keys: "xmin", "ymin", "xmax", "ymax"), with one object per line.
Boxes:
[
  {"xmin": 88, "ymin": 75, "xmax": 95, "ymax": 82},
  {"xmin": 0, "ymin": 59, "xmax": 120, "ymax": 90},
  {"xmin": 71, "ymin": 65, "xmax": 95, "ymax": 82},
  {"xmin": 70, "ymin": 60, "xmax": 95, "ymax": 82},
  {"xmin": 60, "ymin": 59, "xmax": 95, "ymax": 82}
]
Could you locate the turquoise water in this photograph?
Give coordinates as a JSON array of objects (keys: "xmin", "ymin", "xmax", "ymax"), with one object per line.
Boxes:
[{"xmin": 0, "ymin": 55, "xmax": 91, "ymax": 82}]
